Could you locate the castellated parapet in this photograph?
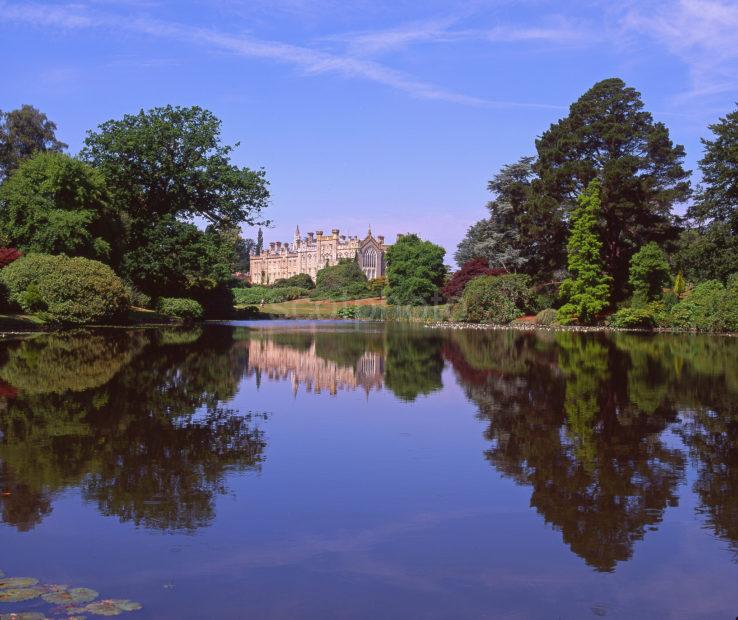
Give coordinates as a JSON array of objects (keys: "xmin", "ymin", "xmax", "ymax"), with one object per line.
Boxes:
[{"xmin": 249, "ymin": 225, "xmax": 389, "ymax": 284}]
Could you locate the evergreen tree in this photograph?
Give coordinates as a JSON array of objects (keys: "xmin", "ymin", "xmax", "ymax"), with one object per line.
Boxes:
[
  {"xmin": 533, "ymin": 79, "xmax": 690, "ymax": 297},
  {"xmin": 256, "ymin": 227, "xmax": 264, "ymax": 256},
  {"xmin": 557, "ymin": 181, "xmax": 612, "ymax": 324},
  {"xmin": 628, "ymin": 242, "xmax": 671, "ymax": 304}
]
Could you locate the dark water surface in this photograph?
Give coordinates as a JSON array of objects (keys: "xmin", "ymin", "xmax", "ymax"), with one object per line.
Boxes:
[{"xmin": 1, "ymin": 322, "xmax": 737, "ymax": 619}]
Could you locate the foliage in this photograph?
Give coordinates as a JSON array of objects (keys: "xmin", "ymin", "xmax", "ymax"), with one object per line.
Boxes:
[
  {"xmin": 233, "ymin": 285, "xmax": 306, "ymax": 305},
  {"xmin": 533, "ymin": 78, "xmax": 690, "ymax": 297},
  {"xmin": 0, "ymin": 105, "xmax": 67, "ymax": 181},
  {"xmin": 0, "ymin": 152, "xmax": 120, "ymax": 262},
  {"xmin": 557, "ymin": 181, "xmax": 612, "ymax": 325},
  {"xmin": 158, "ymin": 297, "xmax": 204, "ymax": 322},
  {"xmin": 0, "ymin": 247, "xmax": 22, "ymax": 268},
  {"xmin": 368, "ymin": 276, "xmax": 387, "ymax": 297},
  {"xmin": 441, "ymin": 258, "xmax": 502, "ymax": 301},
  {"xmin": 386, "ymin": 234, "xmax": 446, "ymax": 305},
  {"xmin": 314, "ymin": 258, "xmax": 370, "ymax": 300},
  {"xmin": 535, "ymin": 308, "xmax": 558, "ymax": 326},
  {"xmin": 82, "ymin": 105, "xmax": 269, "ymax": 228},
  {"xmin": 256, "ymin": 227, "xmax": 264, "ymax": 255},
  {"xmin": 455, "ymin": 158, "xmax": 541, "ymax": 273},
  {"xmin": 628, "ymin": 242, "xmax": 671, "ymax": 304},
  {"xmin": 673, "ymin": 272, "xmax": 686, "ymax": 297},
  {"xmin": 336, "ymin": 306, "xmax": 358, "ymax": 319},
  {"xmin": 674, "ymin": 225, "xmax": 738, "ymax": 284},
  {"xmin": 607, "ymin": 306, "xmax": 660, "ymax": 329},
  {"xmin": 455, "ymin": 274, "xmax": 532, "ymax": 324},
  {"xmin": 0, "ymin": 254, "xmax": 129, "ymax": 324},
  {"xmin": 273, "ymin": 273, "xmax": 314, "ymax": 289},
  {"xmin": 124, "ymin": 283, "xmax": 152, "ymax": 308},
  {"xmin": 664, "ymin": 278, "xmax": 738, "ymax": 332}
]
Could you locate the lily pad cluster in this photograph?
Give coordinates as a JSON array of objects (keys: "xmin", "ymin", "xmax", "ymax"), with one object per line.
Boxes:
[{"xmin": 0, "ymin": 573, "xmax": 142, "ymax": 618}]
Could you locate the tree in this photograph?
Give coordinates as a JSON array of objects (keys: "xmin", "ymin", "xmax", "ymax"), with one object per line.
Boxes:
[
  {"xmin": 442, "ymin": 257, "xmax": 503, "ymax": 301},
  {"xmin": 256, "ymin": 228, "xmax": 264, "ymax": 256},
  {"xmin": 0, "ymin": 105, "xmax": 67, "ymax": 181},
  {"xmin": 557, "ymin": 181, "xmax": 612, "ymax": 324},
  {"xmin": 0, "ymin": 152, "xmax": 121, "ymax": 262},
  {"xmin": 533, "ymin": 78, "xmax": 690, "ymax": 297},
  {"xmin": 677, "ymin": 104, "xmax": 738, "ymax": 282},
  {"xmin": 385, "ymin": 234, "xmax": 446, "ymax": 305},
  {"xmin": 628, "ymin": 242, "xmax": 671, "ymax": 304},
  {"xmin": 314, "ymin": 258, "xmax": 369, "ymax": 299},
  {"xmin": 455, "ymin": 157, "xmax": 559, "ymax": 276},
  {"xmin": 81, "ymin": 105, "xmax": 270, "ymax": 228}
]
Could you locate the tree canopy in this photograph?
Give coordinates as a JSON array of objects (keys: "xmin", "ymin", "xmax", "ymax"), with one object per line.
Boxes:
[
  {"xmin": 0, "ymin": 105, "xmax": 67, "ymax": 182},
  {"xmin": 386, "ymin": 234, "xmax": 446, "ymax": 305},
  {"xmin": 0, "ymin": 152, "xmax": 121, "ymax": 262},
  {"xmin": 81, "ymin": 105, "xmax": 270, "ymax": 229}
]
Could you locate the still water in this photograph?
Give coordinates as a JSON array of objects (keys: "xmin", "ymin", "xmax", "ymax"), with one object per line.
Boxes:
[{"xmin": 0, "ymin": 322, "xmax": 736, "ymax": 619}]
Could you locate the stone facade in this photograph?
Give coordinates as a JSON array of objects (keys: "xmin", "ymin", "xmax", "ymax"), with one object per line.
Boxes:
[{"xmin": 249, "ymin": 226, "xmax": 389, "ymax": 284}]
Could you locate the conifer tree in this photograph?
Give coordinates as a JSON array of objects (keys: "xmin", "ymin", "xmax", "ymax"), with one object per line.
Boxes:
[{"xmin": 557, "ymin": 180, "xmax": 612, "ymax": 324}]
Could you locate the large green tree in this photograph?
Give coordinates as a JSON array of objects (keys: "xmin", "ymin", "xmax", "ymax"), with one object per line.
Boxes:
[
  {"xmin": 533, "ymin": 78, "xmax": 690, "ymax": 297},
  {"xmin": 557, "ymin": 180, "xmax": 612, "ymax": 324},
  {"xmin": 0, "ymin": 105, "xmax": 67, "ymax": 182},
  {"xmin": 81, "ymin": 105, "xmax": 270, "ymax": 228},
  {"xmin": 0, "ymin": 152, "xmax": 121, "ymax": 262},
  {"xmin": 386, "ymin": 234, "xmax": 446, "ymax": 305},
  {"xmin": 677, "ymin": 104, "xmax": 738, "ymax": 282}
]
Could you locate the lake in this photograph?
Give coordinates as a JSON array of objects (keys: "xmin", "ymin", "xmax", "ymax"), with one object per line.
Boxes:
[{"xmin": 0, "ymin": 322, "xmax": 736, "ymax": 619}]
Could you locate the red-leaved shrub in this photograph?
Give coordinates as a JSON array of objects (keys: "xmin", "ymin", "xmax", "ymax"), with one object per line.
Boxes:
[
  {"xmin": 0, "ymin": 248, "xmax": 22, "ymax": 269},
  {"xmin": 442, "ymin": 258, "xmax": 506, "ymax": 301}
]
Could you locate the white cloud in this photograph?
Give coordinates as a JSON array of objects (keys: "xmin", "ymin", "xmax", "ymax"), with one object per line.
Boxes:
[
  {"xmin": 0, "ymin": 1, "xmax": 563, "ymax": 109},
  {"xmin": 622, "ymin": 0, "xmax": 738, "ymax": 98}
]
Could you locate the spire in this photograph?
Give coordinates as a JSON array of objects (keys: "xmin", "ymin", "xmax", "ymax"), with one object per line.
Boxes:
[
  {"xmin": 367, "ymin": 224, "xmax": 372, "ymax": 238},
  {"xmin": 295, "ymin": 224, "xmax": 301, "ymax": 236}
]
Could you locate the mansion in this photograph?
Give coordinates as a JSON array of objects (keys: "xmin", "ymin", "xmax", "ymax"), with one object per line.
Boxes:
[{"xmin": 249, "ymin": 226, "xmax": 390, "ymax": 284}]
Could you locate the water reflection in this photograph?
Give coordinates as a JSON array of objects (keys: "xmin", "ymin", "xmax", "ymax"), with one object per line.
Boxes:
[{"xmin": 0, "ymin": 323, "xmax": 736, "ymax": 573}]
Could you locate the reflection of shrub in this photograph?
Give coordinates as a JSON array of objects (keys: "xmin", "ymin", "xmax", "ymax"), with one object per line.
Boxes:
[
  {"xmin": 0, "ymin": 254, "xmax": 129, "ymax": 324},
  {"xmin": 608, "ymin": 306, "xmax": 659, "ymax": 329},
  {"xmin": 273, "ymin": 273, "xmax": 314, "ymax": 289},
  {"xmin": 665, "ymin": 278, "xmax": 738, "ymax": 332},
  {"xmin": 158, "ymin": 327, "xmax": 203, "ymax": 346},
  {"xmin": 535, "ymin": 308, "xmax": 558, "ymax": 326},
  {"xmin": 233, "ymin": 286, "xmax": 306, "ymax": 305},
  {"xmin": 455, "ymin": 274, "xmax": 532, "ymax": 324},
  {"xmin": 157, "ymin": 297, "xmax": 204, "ymax": 322}
]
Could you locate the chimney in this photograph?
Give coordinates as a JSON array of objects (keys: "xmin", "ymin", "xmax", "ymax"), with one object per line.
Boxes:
[
  {"xmin": 332, "ymin": 229, "xmax": 339, "ymax": 240},
  {"xmin": 377, "ymin": 235, "xmax": 384, "ymax": 244},
  {"xmin": 316, "ymin": 230, "xmax": 324, "ymax": 237}
]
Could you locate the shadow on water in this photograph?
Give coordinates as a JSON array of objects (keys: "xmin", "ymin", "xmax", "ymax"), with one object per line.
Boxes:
[{"xmin": 0, "ymin": 323, "xmax": 736, "ymax": 572}]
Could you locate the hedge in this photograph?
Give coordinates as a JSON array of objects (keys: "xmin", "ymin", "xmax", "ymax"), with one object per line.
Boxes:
[
  {"xmin": 0, "ymin": 253, "xmax": 129, "ymax": 324},
  {"xmin": 233, "ymin": 286, "xmax": 308, "ymax": 305}
]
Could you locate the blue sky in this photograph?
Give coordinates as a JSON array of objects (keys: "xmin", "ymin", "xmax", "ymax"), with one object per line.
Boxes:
[{"xmin": 2, "ymin": 0, "xmax": 738, "ymax": 263}]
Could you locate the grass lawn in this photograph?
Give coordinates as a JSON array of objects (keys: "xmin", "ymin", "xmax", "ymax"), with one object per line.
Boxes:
[{"xmin": 246, "ymin": 296, "xmax": 386, "ymax": 319}]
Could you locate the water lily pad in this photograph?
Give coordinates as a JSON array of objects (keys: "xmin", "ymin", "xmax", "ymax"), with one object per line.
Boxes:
[
  {"xmin": 0, "ymin": 588, "xmax": 43, "ymax": 603},
  {"xmin": 42, "ymin": 588, "xmax": 98, "ymax": 605},
  {"xmin": 74, "ymin": 599, "xmax": 141, "ymax": 616},
  {"xmin": 0, "ymin": 579, "xmax": 39, "ymax": 590},
  {"xmin": 0, "ymin": 613, "xmax": 48, "ymax": 620}
]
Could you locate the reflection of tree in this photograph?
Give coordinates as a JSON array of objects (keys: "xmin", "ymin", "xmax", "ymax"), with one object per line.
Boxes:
[
  {"xmin": 0, "ymin": 327, "xmax": 266, "ymax": 532},
  {"xmin": 384, "ymin": 329, "xmax": 444, "ymax": 402},
  {"xmin": 447, "ymin": 331, "xmax": 686, "ymax": 572}
]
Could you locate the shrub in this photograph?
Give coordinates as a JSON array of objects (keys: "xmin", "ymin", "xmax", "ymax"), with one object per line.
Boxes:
[
  {"xmin": 368, "ymin": 276, "xmax": 387, "ymax": 297},
  {"xmin": 535, "ymin": 308, "xmax": 558, "ymax": 326},
  {"xmin": 0, "ymin": 253, "xmax": 129, "ymax": 324},
  {"xmin": 607, "ymin": 306, "xmax": 659, "ymax": 329},
  {"xmin": 315, "ymin": 259, "xmax": 370, "ymax": 299},
  {"xmin": 233, "ymin": 286, "xmax": 307, "ymax": 305},
  {"xmin": 455, "ymin": 274, "xmax": 532, "ymax": 324},
  {"xmin": 124, "ymin": 283, "xmax": 152, "ymax": 308},
  {"xmin": 665, "ymin": 278, "xmax": 738, "ymax": 332},
  {"xmin": 336, "ymin": 306, "xmax": 358, "ymax": 319},
  {"xmin": 157, "ymin": 297, "xmax": 204, "ymax": 321},
  {"xmin": 273, "ymin": 273, "xmax": 314, "ymax": 289},
  {"xmin": 0, "ymin": 248, "xmax": 22, "ymax": 268},
  {"xmin": 441, "ymin": 258, "xmax": 502, "ymax": 301}
]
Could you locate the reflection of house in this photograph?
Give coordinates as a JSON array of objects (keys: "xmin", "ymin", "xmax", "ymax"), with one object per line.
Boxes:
[
  {"xmin": 249, "ymin": 226, "xmax": 390, "ymax": 284},
  {"xmin": 246, "ymin": 338, "xmax": 384, "ymax": 396}
]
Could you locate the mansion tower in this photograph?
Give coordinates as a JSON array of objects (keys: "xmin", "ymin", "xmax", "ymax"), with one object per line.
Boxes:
[{"xmin": 249, "ymin": 226, "xmax": 389, "ymax": 284}]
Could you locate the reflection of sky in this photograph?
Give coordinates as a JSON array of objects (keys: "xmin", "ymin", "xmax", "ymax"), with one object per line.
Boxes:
[{"xmin": 2, "ymin": 328, "xmax": 738, "ymax": 618}]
